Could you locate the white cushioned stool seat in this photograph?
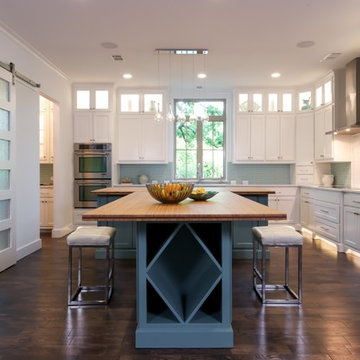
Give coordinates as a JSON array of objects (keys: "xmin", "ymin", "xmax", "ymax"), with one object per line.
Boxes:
[
  {"xmin": 67, "ymin": 226, "xmax": 116, "ymax": 246},
  {"xmin": 252, "ymin": 225, "xmax": 303, "ymax": 305},
  {"xmin": 67, "ymin": 226, "xmax": 116, "ymax": 307},
  {"xmin": 252, "ymin": 225, "xmax": 303, "ymax": 246}
]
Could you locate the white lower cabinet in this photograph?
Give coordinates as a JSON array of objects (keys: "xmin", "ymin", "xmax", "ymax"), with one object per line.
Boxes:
[
  {"xmin": 267, "ymin": 187, "xmax": 299, "ymax": 224},
  {"xmin": 343, "ymin": 193, "xmax": 360, "ymax": 251},
  {"xmin": 300, "ymin": 187, "xmax": 342, "ymax": 247},
  {"xmin": 40, "ymin": 187, "xmax": 53, "ymax": 229}
]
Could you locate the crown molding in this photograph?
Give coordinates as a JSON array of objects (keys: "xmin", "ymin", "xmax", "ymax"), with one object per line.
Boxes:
[{"xmin": 0, "ymin": 20, "xmax": 70, "ymax": 81}]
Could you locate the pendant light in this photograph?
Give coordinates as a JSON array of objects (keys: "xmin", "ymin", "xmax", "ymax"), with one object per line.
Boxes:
[
  {"xmin": 154, "ymin": 50, "xmax": 163, "ymax": 122},
  {"xmin": 166, "ymin": 53, "xmax": 175, "ymax": 122}
]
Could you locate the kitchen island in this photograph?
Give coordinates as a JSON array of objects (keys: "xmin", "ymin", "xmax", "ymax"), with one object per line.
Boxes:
[
  {"xmin": 92, "ymin": 186, "xmax": 278, "ymax": 259},
  {"xmin": 83, "ymin": 189, "xmax": 286, "ymax": 348}
]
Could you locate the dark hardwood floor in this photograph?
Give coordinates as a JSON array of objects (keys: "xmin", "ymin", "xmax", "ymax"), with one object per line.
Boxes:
[{"xmin": 1, "ymin": 231, "xmax": 360, "ymax": 360}]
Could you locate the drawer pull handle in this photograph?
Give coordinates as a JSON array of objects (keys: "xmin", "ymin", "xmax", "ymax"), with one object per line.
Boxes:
[
  {"xmin": 353, "ymin": 200, "xmax": 360, "ymax": 204},
  {"xmin": 354, "ymin": 212, "xmax": 360, "ymax": 216},
  {"xmin": 320, "ymin": 226, "xmax": 329, "ymax": 231},
  {"xmin": 320, "ymin": 209, "xmax": 329, "ymax": 214}
]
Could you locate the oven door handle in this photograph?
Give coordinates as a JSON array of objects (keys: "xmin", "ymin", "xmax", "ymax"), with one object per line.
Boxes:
[{"xmin": 75, "ymin": 152, "xmax": 109, "ymax": 156}]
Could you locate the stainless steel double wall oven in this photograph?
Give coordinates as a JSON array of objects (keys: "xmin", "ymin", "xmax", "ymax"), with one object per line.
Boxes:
[{"xmin": 74, "ymin": 143, "xmax": 111, "ymax": 208}]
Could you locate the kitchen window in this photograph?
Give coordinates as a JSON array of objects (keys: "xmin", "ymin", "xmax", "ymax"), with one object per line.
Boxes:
[{"xmin": 174, "ymin": 99, "xmax": 226, "ymax": 181}]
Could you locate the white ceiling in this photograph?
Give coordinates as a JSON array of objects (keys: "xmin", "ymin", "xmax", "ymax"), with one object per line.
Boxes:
[{"xmin": 1, "ymin": 0, "xmax": 360, "ymax": 90}]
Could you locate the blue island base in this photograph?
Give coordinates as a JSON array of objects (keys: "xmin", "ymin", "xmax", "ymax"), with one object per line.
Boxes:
[{"xmin": 135, "ymin": 325, "xmax": 233, "ymax": 348}]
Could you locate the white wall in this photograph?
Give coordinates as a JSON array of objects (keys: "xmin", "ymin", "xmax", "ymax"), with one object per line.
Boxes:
[{"xmin": 0, "ymin": 25, "xmax": 73, "ymax": 260}]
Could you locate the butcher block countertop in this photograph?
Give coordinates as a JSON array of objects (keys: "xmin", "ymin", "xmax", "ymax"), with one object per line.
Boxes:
[
  {"xmin": 92, "ymin": 186, "xmax": 276, "ymax": 196},
  {"xmin": 83, "ymin": 187, "xmax": 285, "ymax": 222}
]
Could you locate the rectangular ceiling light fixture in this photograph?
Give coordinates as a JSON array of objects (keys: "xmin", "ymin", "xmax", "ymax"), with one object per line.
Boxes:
[{"xmin": 155, "ymin": 49, "xmax": 208, "ymax": 55}]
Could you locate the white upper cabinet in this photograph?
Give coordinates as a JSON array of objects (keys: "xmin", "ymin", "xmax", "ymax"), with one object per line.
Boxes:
[
  {"xmin": 298, "ymin": 90, "xmax": 313, "ymax": 111},
  {"xmin": 117, "ymin": 89, "xmax": 167, "ymax": 163},
  {"xmin": 74, "ymin": 84, "xmax": 112, "ymax": 111},
  {"xmin": 267, "ymin": 91, "xmax": 294, "ymax": 112},
  {"xmin": 314, "ymin": 105, "xmax": 333, "ymax": 160},
  {"xmin": 296, "ymin": 112, "xmax": 314, "ymax": 164},
  {"xmin": 265, "ymin": 114, "xmax": 295, "ymax": 162},
  {"xmin": 119, "ymin": 91, "xmax": 163, "ymax": 114},
  {"xmin": 237, "ymin": 91, "xmax": 264, "ymax": 113},
  {"xmin": 234, "ymin": 114, "xmax": 265, "ymax": 162},
  {"xmin": 315, "ymin": 75, "xmax": 333, "ymax": 109},
  {"xmin": 73, "ymin": 84, "xmax": 113, "ymax": 143}
]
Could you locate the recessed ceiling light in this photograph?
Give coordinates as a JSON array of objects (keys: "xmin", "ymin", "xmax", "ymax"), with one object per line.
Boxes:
[
  {"xmin": 197, "ymin": 73, "xmax": 207, "ymax": 79},
  {"xmin": 101, "ymin": 42, "xmax": 118, "ymax": 49},
  {"xmin": 123, "ymin": 73, "xmax": 132, "ymax": 79},
  {"xmin": 271, "ymin": 72, "xmax": 281, "ymax": 78},
  {"xmin": 296, "ymin": 41, "xmax": 315, "ymax": 48}
]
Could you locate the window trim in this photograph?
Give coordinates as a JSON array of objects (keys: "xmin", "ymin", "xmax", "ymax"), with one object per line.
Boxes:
[{"xmin": 174, "ymin": 98, "xmax": 226, "ymax": 182}]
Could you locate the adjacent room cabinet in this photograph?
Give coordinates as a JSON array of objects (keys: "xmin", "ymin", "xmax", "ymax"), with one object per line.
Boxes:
[
  {"xmin": 40, "ymin": 186, "xmax": 53, "ymax": 229},
  {"xmin": 117, "ymin": 90, "xmax": 167, "ymax": 163},
  {"xmin": 73, "ymin": 84, "xmax": 113, "ymax": 143},
  {"xmin": 314, "ymin": 104, "xmax": 333, "ymax": 160},
  {"xmin": 39, "ymin": 96, "xmax": 53, "ymax": 163},
  {"xmin": 234, "ymin": 114, "xmax": 265, "ymax": 162},
  {"xmin": 265, "ymin": 114, "xmax": 295, "ymax": 161}
]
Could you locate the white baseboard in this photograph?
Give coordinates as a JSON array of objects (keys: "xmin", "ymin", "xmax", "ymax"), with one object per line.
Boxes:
[
  {"xmin": 16, "ymin": 238, "xmax": 42, "ymax": 261},
  {"xmin": 51, "ymin": 224, "xmax": 74, "ymax": 238}
]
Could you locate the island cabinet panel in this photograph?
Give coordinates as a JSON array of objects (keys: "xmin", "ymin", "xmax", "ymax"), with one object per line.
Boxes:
[
  {"xmin": 232, "ymin": 194, "xmax": 268, "ymax": 258},
  {"xmin": 136, "ymin": 221, "xmax": 233, "ymax": 348},
  {"xmin": 96, "ymin": 194, "xmax": 136, "ymax": 258}
]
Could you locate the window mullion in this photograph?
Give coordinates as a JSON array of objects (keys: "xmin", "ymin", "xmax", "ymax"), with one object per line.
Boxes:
[{"xmin": 197, "ymin": 120, "xmax": 203, "ymax": 181}]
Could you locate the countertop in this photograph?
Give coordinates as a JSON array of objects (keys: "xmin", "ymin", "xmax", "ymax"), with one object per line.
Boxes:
[
  {"xmin": 93, "ymin": 186, "xmax": 277, "ymax": 196},
  {"xmin": 83, "ymin": 190, "xmax": 286, "ymax": 222}
]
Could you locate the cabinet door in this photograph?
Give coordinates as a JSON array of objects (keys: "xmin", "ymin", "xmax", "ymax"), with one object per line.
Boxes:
[
  {"xmin": 46, "ymin": 198, "xmax": 54, "ymax": 227},
  {"xmin": 92, "ymin": 112, "xmax": 111, "ymax": 142},
  {"xmin": 344, "ymin": 206, "xmax": 360, "ymax": 250},
  {"xmin": 277, "ymin": 196, "xmax": 297, "ymax": 223},
  {"xmin": 314, "ymin": 109, "xmax": 324, "ymax": 160},
  {"xmin": 280, "ymin": 115, "xmax": 295, "ymax": 161},
  {"xmin": 323, "ymin": 106, "xmax": 333, "ymax": 159},
  {"xmin": 265, "ymin": 115, "xmax": 280, "ymax": 160},
  {"xmin": 296, "ymin": 112, "xmax": 314, "ymax": 163},
  {"xmin": 235, "ymin": 114, "xmax": 250, "ymax": 160},
  {"xmin": 39, "ymin": 200, "xmax": 46, "ymax": 228},
  {"xmin": 251, "ymin": 115, "xmax": 265, "ymax": 160},
  {"xmin": 118, "ymin": 116, "xmax": 141, "ymax": 161},
  {"xmin": 74, "ymin": 112, "xmax": 93, "ymax": 142},
  {"xmin": 235, "ymin": 114, "xmax": 264, "ymax": 161},
  {"xmin": 141, "ymin": 115, "xmax": 166, "ymax": 162},
  {"xmin": 300, "ymin": 197, "xmax": 315, "ymax": 230}
]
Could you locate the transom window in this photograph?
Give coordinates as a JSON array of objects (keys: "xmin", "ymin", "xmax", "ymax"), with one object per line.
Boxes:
[{"xmin": 174, "ymin": 99, "xmax": 226, "ymax": 181}]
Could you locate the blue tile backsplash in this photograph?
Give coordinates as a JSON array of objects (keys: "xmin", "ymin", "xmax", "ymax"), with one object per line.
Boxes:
[
  {"xmin": 330, "ymin": 162, "xmax": 351, "ymax": 187},
  {"xmin": 118, "ymin": 162, "xmax": 291, "ymax": 184},
  {"xmin": 227, "ymin": 163, "xmax": 291, "ymax": 184}
]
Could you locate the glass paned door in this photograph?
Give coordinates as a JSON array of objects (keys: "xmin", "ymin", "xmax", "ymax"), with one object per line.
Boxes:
[{"xmin": 0, "ymin": 67, "xmax": 15, "ymax": 272}]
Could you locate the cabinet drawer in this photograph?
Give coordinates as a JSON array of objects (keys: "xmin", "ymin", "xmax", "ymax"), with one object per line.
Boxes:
[
  {"xmin": 296, "ymin": 165, "xmax": 314, "ymax": 175},
  {"xmin": 301, "ymin": 188, "xmax": 315, "ymax": 198},
  {"xmin": 314, "ymin": 217, "xmax": 339, "ymax": 243},
  {"xmin": 40, "ymin": 187, "xmax": 53, "ymax": 197},
  {"xmin": 344, "ymin": 193, "xmax": 360, "ymax": 208},
  {"xmin": 296, "ymin": 175, "xmax": 314, "ymax": 185},
  {"xmin": 314, "ymin": 200, "xmax": 339, "ymax": 223},
  {"xmin": 313, "ymin": 189, "xmax": 342, "ymax": 204},
  {"xmin": 267, "ymin": 187, "xmax": 298, "ymax": 196}
]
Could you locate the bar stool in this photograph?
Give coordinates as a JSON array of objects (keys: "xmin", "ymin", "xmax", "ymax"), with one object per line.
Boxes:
[
  {"xmin": 252, "ymin": 225, "xmax": 303, "ymax": 305},
  {"xmin": 67, "ymin": 226, "xmax": 116, "ymax": 306}
]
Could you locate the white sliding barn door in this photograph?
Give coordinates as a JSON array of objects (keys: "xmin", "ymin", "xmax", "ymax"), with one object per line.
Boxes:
[{"xmin": 0, "ymin": 67, "xmax": 16, "ymax": 272}]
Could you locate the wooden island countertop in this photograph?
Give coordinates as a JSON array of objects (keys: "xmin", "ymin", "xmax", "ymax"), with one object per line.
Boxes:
[{"xmin": 83, "ymin": 187, "xmax": 286, "ymax": 222}]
